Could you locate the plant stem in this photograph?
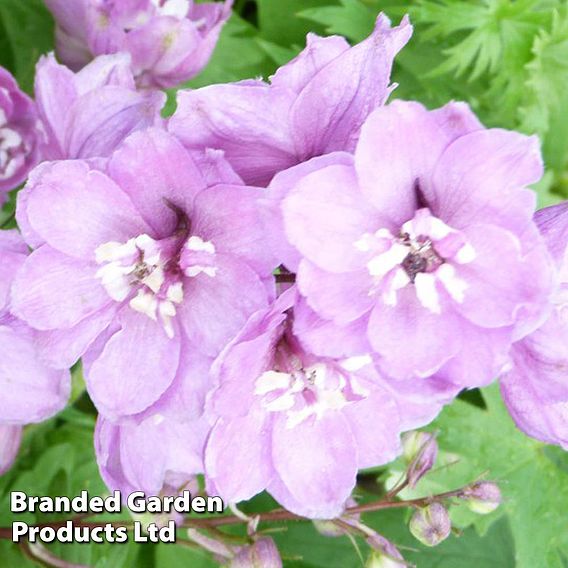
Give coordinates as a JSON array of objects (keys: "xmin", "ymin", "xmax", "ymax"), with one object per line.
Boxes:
[{"xmin": 0, "ymin": 486, "xmax": 469, "ymax": 540}]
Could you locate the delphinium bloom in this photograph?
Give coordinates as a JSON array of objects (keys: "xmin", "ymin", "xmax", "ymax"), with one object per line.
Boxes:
[
  {"xmin": 169, "ymin": 14, "xmax": 412, "ymax": 186},
  {"xmin": 0, "ymin": 230, "xmax": 70, "ymax": 473},
  {"xmin": 96, "ymin": 349, "xmax": 212, "ymax": 498},
  {"xmin": 501, "ymin": 202, "xmax": 568, "ymax": 447},
  {"xmin": 11, "ymin": 127, "xmax": 273, "ymax": 420},
  {"xmin": 34, "ymin": 52, "xmax": 165, "ymax": 162},
  {"xmin": 44, "ymin": 0, "xmax": 233, "ymax": 88},
  {"xmin": 0, "ymin": 67, "xmax": 41, "ymax": 201},
  {"xmin": 272, "ymin": 100, "xmax": 555, "ymax": 389},
  {"xmin": 205, "ymin": 288, "xmax": 442, "ymax": 519}
]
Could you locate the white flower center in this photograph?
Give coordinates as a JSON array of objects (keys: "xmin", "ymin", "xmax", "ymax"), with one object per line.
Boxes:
[
  {"xmin": 182, "ymin": 236, "xmax": 217, "ymax": 278},
  {"xmin": 95, "ymin": 232, "xmax": 217, "ymax": 338},
  {"xmin": 0, "ymin": 109, "xmax": 25, "ymax": 181},
  {"xmin": 151, "ymin": 0, "xmax": 190, "ymax": 19},
  {"xmin": 95, "ymin": 235, "xmax": 183, "ymax": 338},
  {"xmin": 255, "ymin": 362, "xmax": 369, "ymax": 429},
  {"xmin": 356, "ymin": 208, "xmax": 475, "ymax": 314}
]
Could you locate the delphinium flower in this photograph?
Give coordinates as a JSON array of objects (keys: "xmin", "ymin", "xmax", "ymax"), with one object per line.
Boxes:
[
  {"xmin": 0, "ymin": 67, "xmax": 41, "ymax": 201},
  {"xmin": 205, "ymin": 288, "xmax": 443, "ymax": 519},
  {"xmin": 169, "ymin": 14, "xmax": 412, "ymax": 186},
  {"xmin": 11, "ymin": 127, "xmax": 273, "ymax": 421},
  {"xmin": 44, "ymin": 0, "xmax": 233, "ymax": 88},
  {"xmin": 270, "ymin": 100, "xmax": 555, "ymax": 391},
  {"xmin": 96, "ymin": 338, "xmax": 213, "ymax": 499},
  {"xmin": 0, "ymin": 230, "xmax": 70, "ymax": 473},
  {"xmin": 501, "ymin": 202, "xmax": 568, "ymax": 447},
  {"xmin": 34, "ymin": 52, "xmax": 165, "ymax": 162}
]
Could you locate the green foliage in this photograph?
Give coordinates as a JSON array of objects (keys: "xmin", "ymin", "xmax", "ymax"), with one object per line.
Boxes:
[{"xmin": 0, "ymin": 0, "xmax": 54, "ymax": 93}]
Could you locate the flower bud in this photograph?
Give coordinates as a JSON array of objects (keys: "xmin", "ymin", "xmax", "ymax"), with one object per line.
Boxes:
[
  {"xmin": 402, "ymin": 431, "xmax": 438, "ymax": 488},
  {"xmin": 460, "ymin": 482, "xmax": 502, "ymax": 514},
  {"xmin": 409, "ymin": 503, "xmax": 451, "ymax": 547},
  {"xmin": 366, "ymin": 534, "xmax": 406, "ymax": 568},
  {"xmin": 230, "ymin": 538, "xmax": 282, "ymax": 568}
]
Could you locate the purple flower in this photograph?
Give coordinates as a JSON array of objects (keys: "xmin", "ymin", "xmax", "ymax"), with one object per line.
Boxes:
[
  {"xmin": 459, "ymin": 481, "xmax": 502, "ymax": 515},
  {"xmin": 0, "ymin": 230, "xmax": 70, "ymax": 469},
  {"xmin": 44, "ymin": 0, "xmax": 233, "ymax": 88},
  {"xmin": 11, "ymin": 128, "xmax": 273, "ymax": 420},
  {"xmin": 409, "ymin": 502, "xmax": 451, "ymax": 547},
  {"xmin": 205, "ymin": 288, "xmax": 441, "ymax": 519},
  {"xmin": 96, "ymin": 394, "xmax": 209, "ymax": 499},
  {"xmin": 501, "ymin": 202, "xmax": 568, "ymax": 448},
  {"xmin": 273, "ymin": 100, "xmax": 554, "ymax": 389},
  {"xmin": 401, "ymin": 430, "xmax": 438, "ymax": 488},
  {"xmin": 169, "ymin": 14, "xmax": 412, "ymax": 187},
  {"xmin": 34, "ymin": 53, "xmax": 165, "ymax": 161},
  {"xmin": 0, "ymin": 67, "xmax": 41, "ymax": 200},
  {"xmin": 230, "ymin": 538, "xmax": 282, "ymax": 568}
]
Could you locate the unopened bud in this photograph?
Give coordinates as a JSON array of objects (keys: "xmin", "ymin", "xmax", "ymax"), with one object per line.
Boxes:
[
  {"xmin": 460, "ymin": 482, "xmax": 502, "ymax": 514},
  {"xmin": 409, "ymin": 503, "xmax": 451, "ymax": 547},
  {"xmin": 366, "ymin": 534, "xmax": 406, "ymax": 567},
  {"xmin": 230, "ymin": 538, "xmax": 282, "ymax": 568},
  {"xmin": 402, "ymin": 431, "xmax": 438, "ymax": 488}
]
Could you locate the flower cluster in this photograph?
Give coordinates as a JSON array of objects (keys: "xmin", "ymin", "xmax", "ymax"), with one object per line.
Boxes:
[
  {"xmin": 45, "ymin": 0, "xmax": 233, "ymax": 88},
  {"xmin": 1, "ymin": 3, "xmax": 567, "ymax": 565}
]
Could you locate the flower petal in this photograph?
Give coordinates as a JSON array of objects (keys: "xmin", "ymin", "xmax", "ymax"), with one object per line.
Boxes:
[
  {"xmin": 293, "ymin": 298, "xmax": 371, "ymax": 358},
  {"xmin": 0, "ymin": 324, "xmax": 70, "ymax": 423},
  {"xmin": 11, "ymin": 245, "xmax": 109, "ymax": 330},
  {"xmin": 282, "ymin": 161, "xmax": 376, "ymax": 273},
  {"xmin": 85, "ymin": 307, "xmax": 181, "ymax": 419},
  {"xmin": 341, "ymin": 386, "xmax": 402, "ymax": 469},
  {"xmin": 369, "ymin": 287, "xmax": 462, "ymax": 379},
  {"xmin": 430, "ymin": 129, "xmax": 542, "ymax": 235},
  {"xmin": 108, "ymin": 128, "xmax": 207, "ymax": 237},
  {"xmin": 297, "ymin": 260, "xmax": 374, "ymax": 325},
  {"xmin": 24, "ymin": 161, "xmax": 149, "ymax": 260},
  {"xmin": 179, "ymin": 254, "xmax": 269, "ymax": 356},
  {"xmin": 205, "ymin": 408, "xmax": 273, "ymax": 503},
  {"xmin": 354, "ymin": 100, "xmax": 482, "ymax": 229},
  {"xmin": 192, "ymin": 184, "xmax": 275, "ymax": 276},
  {"xmin": 291, "ymin": 14, "xmax": 412, "ymax": 160},
  {"xmin": 270, "ymin": 412, "xmax": 357, "ymax": 519},
  {"xmin": 263, "ymin": 152, "xmax": 354, "ymax": 273},
  {"xmin": 170, "ymin": 82, "xmax": 296, "ymax": 186}
]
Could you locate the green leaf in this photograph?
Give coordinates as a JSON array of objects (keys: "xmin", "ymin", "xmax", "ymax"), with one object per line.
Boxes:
[
  {"xmin": 0, "ymin": 0, "xmax": 54, "ymax": 93},
  {"xmin": 256, "ymin": 0, "xmax": 330, "ymax": 47},
  {"xmin": 271, "ymin": 509, "xmax": 515, "ymax": 567},
  {"xmin": 300, "ymin": 0, "xmax": 377, "ymax": 42}
]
